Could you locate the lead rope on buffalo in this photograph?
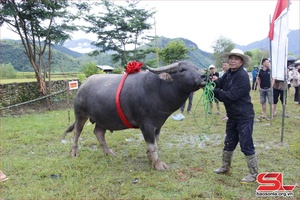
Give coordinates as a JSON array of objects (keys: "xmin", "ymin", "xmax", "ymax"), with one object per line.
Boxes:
[{"xmin": 193, "ymin": 81, "xmax": 217, "ymax": 138}]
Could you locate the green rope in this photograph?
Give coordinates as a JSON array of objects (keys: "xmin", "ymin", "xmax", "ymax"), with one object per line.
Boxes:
[{"xmin": 193, "ymin": 81, "xmax": 217, "ymax": 138}]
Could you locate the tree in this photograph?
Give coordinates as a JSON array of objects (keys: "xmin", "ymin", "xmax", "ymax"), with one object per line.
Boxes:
[
  {"xmin": 0, "ymin": 63, "xmax": 17, "ymax": 79},
  {"xmin": 81, "ymin": 62, "xmax": 102, "ymax": 78},
  {"xmin": 211, "ymin": 36, "xmax": 234, "ymax": 68},
  {"xmin": 0, "ymin": 0, "xmax": 79, "ymax": 98},
  {"xmin": 158, "ymin": 39, "xmax": 189, "ymax": 65},
  {"xmin": 77, "ymin": 62, "xmax": 104, "ymax": 82},
  {"xmin": 248, "ymin": 49, "xmax": 270, "ymax": 70},
  {"xmin": 79, "ymin": 0, "xmax": 156, "ymax": 67}
]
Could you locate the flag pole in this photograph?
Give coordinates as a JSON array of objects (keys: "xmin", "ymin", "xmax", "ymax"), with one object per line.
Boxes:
[
  {"xmin": 280, "ymin": 0, "xmax": 290, "ymax": 142},
  {"xmin": 269, "ymin": 14, "xmax": 273, "ymax": 125},
  {"xmin": 281, "ymin": 54, "xmax": 287, "ymax": 143}
]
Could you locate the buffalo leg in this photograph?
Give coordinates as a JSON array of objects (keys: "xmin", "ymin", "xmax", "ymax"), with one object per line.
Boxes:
[
  {"xmin": 94, "ymin": 124, "xmax": 116, "ymax": 156},
  {"xmin": 71, "ymin": 116, "xmax": 88, "ymax": 157},
  {"xmin": 141, "ymin": 126, "xmax": 169, "ymax": 170}
]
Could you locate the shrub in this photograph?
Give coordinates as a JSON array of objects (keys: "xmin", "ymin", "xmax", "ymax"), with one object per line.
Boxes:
[
  {"xmin": 81, "ymin": 62, "xmax": 101, "ymax": 78},
  {"xmin": 78, "ymin": 62, "xmax": 105, "ymax": 82},
  {"xmin": 0, "ymin": 63, "xmax": 17, "ymax": 79}
]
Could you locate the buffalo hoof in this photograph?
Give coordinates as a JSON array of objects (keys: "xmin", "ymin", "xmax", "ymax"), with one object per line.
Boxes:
[
  {"xmin": 70, "ymin": 148, "xmax": 79, "ymax": 157},
  {"xmin": 104, "ymin": 148, "xmax": 117, "ymax": 156},
  {"xmin": 154, "ymin": 161, "xmax": 169, "ymax": 170}
]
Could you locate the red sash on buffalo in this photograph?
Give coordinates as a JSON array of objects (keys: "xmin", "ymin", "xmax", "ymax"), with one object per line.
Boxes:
[{"xmin": 116, "ymin": 61, "xmax": 143, "ymax": 128}]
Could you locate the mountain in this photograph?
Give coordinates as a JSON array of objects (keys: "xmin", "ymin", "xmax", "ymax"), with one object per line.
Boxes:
[
  {"xmin": 235, "ymin": 29, "xmax": 299, "ymax": 55},
  {"xmin": 1, "ymin": 30, "xmax": 299, "ymax": 72},
  {"xmin": 0, "ymin": 40, "xmax": 82, "ymax": 72},
  {"xmin": 135, "ymin": 36, "xmax": 213, "ymax": 68},
  {"xmin": 63, "ymin": 39, "xmax": 98, "ymax": 54},
  {"xmin": 0, "ymin": 37, "xmax": 214, "ymax": 72}
]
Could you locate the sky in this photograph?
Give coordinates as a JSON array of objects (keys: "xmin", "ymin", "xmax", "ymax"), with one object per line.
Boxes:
[{"xmin": 1, "ymin": 0, "xmax": 299, "ymax": 53}]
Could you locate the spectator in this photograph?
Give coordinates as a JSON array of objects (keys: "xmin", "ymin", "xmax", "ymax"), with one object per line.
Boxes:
[
  {"xmin": 251, "ymin": 66, "xmax": 259, "ymax": 90},
  {"xmin": 208, "ymin": 65, "xmax": 220, "ymax": 115},
  {"xmin": 291, "ymin": 63, "xmax": 299, "ymax": 103},
  {"xmin": 180, "ymin": 92, "xmax": 194, "ymax": 114},
  {"xmin": 212, "ymin": 49, "xmax": 257, "ymax": 183},
  {"xmin": 257, "ymin": 58, "xmax": 272, "ymax": 119},
  {"xmin": 288, "ymin": 67, "xmax": 293, "ymax": 94},
  {"xmin": 272, "ymin": 79, "xmax": 289, "ymax": 117},
  {"xmin": 219, "ymin": 61, "xmax": 229, "ymax": 78},
  {"xmin": 297, "ymin": 64, "xmax": 300, "ymax": 105}
]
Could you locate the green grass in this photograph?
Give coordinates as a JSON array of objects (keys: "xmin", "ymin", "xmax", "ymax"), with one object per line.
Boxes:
[
  {"xmin": 1, "ymin": 72, "xmax": 78, "ymax": 84},
  {"xmin": 1, "ymin": 89, "xmax": 299, "ymax": 199}
]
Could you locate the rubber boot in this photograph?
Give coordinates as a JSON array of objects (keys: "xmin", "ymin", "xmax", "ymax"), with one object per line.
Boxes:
[
  {"xmin": 241, "ymin": 154, "xmax": 258, "ymax": 183},
  {"xmin": 213, "ymin": 150, "xmax": 233, "ymax": 174}
]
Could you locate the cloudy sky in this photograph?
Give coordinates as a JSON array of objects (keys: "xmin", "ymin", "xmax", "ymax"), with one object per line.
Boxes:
[{"xmin": 1, "ymin": 0, "xmax": 299, "ymax": 53}]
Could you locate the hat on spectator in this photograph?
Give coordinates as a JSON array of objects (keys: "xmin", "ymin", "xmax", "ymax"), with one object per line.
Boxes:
[
  {"xmin": 208, "ymin": 65, "xmax": 215, "ymax": 69},
  {"xmin": 221, "ymin": 49, "xmax": 251, "ymax": 68}
]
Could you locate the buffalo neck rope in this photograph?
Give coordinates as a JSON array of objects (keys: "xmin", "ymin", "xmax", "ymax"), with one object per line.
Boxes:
[{"xmin": 116, "ymin": 61, "xmax": 143, "ymax": 128}]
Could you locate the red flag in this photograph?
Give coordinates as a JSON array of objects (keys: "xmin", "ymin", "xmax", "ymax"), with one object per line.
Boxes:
[
  {"xmin": 268, "ymin": 0, "xmax": 288, "ymax": 40},
  {"xmin": 268, "ymin": 0, "xmax": 289, "ymax": 81}
]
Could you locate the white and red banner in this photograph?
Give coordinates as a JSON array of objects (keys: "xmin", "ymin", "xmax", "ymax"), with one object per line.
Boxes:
[{"xmin": 268, "ymin": 0, "xmax": 289, "ymax": 81}]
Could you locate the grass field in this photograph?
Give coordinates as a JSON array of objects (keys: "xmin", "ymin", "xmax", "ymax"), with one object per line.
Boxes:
[
  {"xmin": 0, "ymin": 72, "xmax": 78, "ymax": 84},
  {"xmin": 0, "ymin": 88, "xmax": 299, "ymax": 199}
]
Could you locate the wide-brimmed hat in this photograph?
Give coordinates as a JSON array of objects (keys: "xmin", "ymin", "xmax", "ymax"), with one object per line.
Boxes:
[{"xmin": 221, "ymin": 49, "xmax": 251, "ymax": 68}]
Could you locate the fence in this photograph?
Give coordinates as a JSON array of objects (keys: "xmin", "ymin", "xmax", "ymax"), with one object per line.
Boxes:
[{"xmin": 0, "ymin": 80, "xmax": 79, "ymax": 109}]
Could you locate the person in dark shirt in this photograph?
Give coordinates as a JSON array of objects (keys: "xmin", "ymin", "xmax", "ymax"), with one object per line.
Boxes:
[
  {"xmin": 180, "ymin": 92, "xmax": 194, "ymax": 114},
  {"xmin": 257, "ymin": 58, "xmax": 272, "ymax": 119},
  {"xmin": 212, "ymin": 49, "xmax": 257, "ymax": 183},
  {"xmin": 208, "ymin": 65, "xmax": 220, "ymax": 114}
]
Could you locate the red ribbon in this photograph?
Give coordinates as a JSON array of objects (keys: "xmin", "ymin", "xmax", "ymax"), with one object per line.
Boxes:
[{"xmin": 116, "ymin": 61, "xmax": 143, "ymax": 128}]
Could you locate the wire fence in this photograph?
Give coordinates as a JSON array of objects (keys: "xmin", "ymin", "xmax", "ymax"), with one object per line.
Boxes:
[{"xmin": 0, "ymin": 89, "xmax": 68, "ymax": 111}]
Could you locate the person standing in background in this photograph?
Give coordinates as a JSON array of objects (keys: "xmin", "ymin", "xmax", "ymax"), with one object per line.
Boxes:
[
  {"xmin": 208, "ymin": 65, "xmax": 220, "ymax": 115},
  {"xmin": 272, "ymin": 78, "xmax": 289, "ymax": 118},
  {"xmin": 251, "ymin": 66, "xmax": 259, "ymax": 90},
  {"xmin": 219, "ymin": 61, "xmax": 229, "ymax": 78},
  {"xmin": 291, "ymin": 63, "xmax": 299, "ymax": 103},
  {"xmin": 257, "ymin": 58, "xmax": 272, "ymax": 119},
  {"xmin": 180, "ymin": 92, "xmax": 194, "ymax": 114}
]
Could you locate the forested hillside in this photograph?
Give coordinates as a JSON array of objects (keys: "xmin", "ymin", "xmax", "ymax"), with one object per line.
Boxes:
[
  {"xmin": 0, "ymin": 40, "xmax": 83, "ymax": 72},
  {"xmin": 0, "ymin": 37, "xmax": 214, "ymax": 72}
]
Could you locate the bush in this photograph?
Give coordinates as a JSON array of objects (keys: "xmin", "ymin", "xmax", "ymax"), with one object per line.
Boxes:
[
  {"xmin": 78, "ymin": 62, "xmax": 105, "ymax": 82},
  {"xmin": 0, "ymin": 63, "xmax": 17, "ymax": 79},
  {"xmin": 81, "ymin": 62, "xmax": 101, "ymax": 78}
]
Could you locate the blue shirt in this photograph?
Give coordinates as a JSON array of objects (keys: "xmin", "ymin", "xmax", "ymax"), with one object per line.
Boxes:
[{"xmin": 252, "ymin": 69, "xmax": 258, "ymax": 80}]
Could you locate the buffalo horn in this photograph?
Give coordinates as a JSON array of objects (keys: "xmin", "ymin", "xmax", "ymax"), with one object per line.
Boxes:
[{"xmin": 146, "ymin": 62, "xmax": 180, "ymax": 74}]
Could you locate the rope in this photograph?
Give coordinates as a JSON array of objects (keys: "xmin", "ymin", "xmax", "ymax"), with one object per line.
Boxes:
[{"xmin": 193, "ymin": 81, "xmax": 217, "ymax": 138}]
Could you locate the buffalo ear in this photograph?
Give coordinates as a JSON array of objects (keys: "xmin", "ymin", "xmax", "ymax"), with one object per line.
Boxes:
[{"xmin": 158, "ymin": 72, "xmax": 173, "ymax": 82}]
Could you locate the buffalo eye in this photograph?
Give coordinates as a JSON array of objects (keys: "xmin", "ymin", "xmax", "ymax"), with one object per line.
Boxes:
[{"xmin": 179, "ymin": 68, "xmax": 185, "ymax": 73}]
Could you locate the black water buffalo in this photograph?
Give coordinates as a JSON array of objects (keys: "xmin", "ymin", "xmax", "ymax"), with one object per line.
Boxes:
[{"xmin": 63, "ymin": 61, "xmax": 206, "ymax": 170}]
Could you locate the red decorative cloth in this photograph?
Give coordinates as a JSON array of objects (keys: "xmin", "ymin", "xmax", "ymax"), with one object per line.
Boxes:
[{"xmin": 116, "ymin": 61, "xmax": 143, "ymax": 128}]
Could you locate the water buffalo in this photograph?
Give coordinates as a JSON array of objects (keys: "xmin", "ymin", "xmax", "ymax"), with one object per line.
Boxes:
[{"xmin": 63, "ymin": 61, "xmax": 206, "ymax": 170}]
